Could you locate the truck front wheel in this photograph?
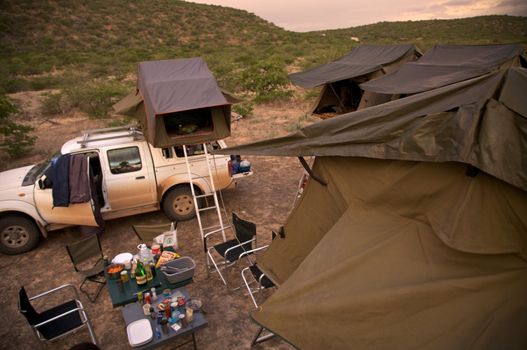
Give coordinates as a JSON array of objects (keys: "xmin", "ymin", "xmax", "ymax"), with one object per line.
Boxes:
[
  {"xmin": 163, "ymin": 187, "xmax": 201, "ymax": 221},
  {"xmin": 0, "ymin": 216, "xmax": 40, "ymax": 255}
]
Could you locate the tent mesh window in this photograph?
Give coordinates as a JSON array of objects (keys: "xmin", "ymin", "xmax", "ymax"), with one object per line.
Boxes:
[{"xmin": 163, "ymin": 107, "xmax": 214, "ymax": 138}]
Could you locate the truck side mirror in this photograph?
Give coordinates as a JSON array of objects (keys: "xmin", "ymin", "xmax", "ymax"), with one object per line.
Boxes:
[{"xmin": 38, "ymin": 175, "xmax": 52, "ymax": 189}]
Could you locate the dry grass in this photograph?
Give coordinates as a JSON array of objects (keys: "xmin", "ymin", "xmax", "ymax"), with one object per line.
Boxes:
[{"xmin": 0, "ymin": 90, "xmax": 310, "ymax": 350}]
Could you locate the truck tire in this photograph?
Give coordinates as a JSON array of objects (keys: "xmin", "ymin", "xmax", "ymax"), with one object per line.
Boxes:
[
  {"xmin": 163, "ymin": 187, "xmax": 201, "ymax": 221},
  {"xmin": 0, "ymin": 216, "xmax": 40, "ymax": 255}
]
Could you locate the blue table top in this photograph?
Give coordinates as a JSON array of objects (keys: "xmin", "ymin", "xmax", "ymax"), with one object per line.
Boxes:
[
  {"xmin": 105, "ymin": 267, "xmax": 192, "ymax": 307},
  {"xmin": 121, "ymin": 287, "xmax": 207, "ymax": 349}
]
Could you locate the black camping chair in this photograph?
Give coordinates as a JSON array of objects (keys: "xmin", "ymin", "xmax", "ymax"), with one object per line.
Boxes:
[
  {"xmin": 241, "ymin": 253, "xmax": 275, "ymax": 308},
  {"xmin": 66, "ymin": 234, "xmax": 106, "ymax": 303},
  {"xmin": 241, "ymin": 230, "xmax": 280, "ymax": 308},
  {"xmin": 206, "ymin": 212, "xmax": 259, "ymax": 286},
  {"xmin": 18, "ymin": 284, "xmax": 98, "ymax": 345}
]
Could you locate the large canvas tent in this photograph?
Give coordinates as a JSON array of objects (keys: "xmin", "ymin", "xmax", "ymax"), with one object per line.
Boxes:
[
  {"xmin": 288, "ymin": 44, "xmax": 421, "ymax": 118},
  {"xmin": 215, "ymin": 67, "xmax": 527, "ymax": 349},
  {"xmin": 361, "ymin": 43, "xmax": 526, "ymax": 95},
  {"xmin": 113, "ymin": 58, "xmax": 237, "ymax": 147}
]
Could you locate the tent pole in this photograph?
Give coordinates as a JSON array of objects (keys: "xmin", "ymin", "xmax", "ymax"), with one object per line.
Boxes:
[
  {"xmin": 298, "ymin": 157, "xmax": 327, "ymax": 186},
  {"xmin": 329, "ymin": 83, "xmax": 345, "ymax": 110}
]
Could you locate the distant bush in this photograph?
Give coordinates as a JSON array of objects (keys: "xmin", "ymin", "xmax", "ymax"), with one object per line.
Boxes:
[
  {"xmin": 304, "ymin": 89, "xmax": 320, "ymax": 101},
  {"xmin": 64, "ymin": 82, "xmax": 128, "ymax": 118},
  {"xmin": 238, "ymin": 59, "xmax": 293, "ymax": 103},
  {"xmin": 232, "ymin": 102, "xmax": 254, "ymax": 118},
  {"xmin": 0, "ymin": 95, "xmax": 36, "ymax": 157},
  {"xmin": 41, "ymin": 91, "xmax": 65, "ymax": 115}
]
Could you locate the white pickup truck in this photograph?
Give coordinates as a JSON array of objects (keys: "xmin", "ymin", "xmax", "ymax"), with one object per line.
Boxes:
[{"xmin": 0, "ymin": 126, "xmax": 251, "ymax": 255}]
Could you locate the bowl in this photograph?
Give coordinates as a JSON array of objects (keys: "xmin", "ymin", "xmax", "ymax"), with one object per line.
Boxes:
[
  {"xmin": 106, "ymin": 263, "xmax": 124, "ymax": 279},
  {"xmin": 187, "ymin": 298, "xmax": 203, "ymax": 311}
]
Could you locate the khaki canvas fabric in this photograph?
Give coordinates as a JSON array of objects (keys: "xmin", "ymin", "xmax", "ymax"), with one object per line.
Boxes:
[
  {"xmin": 289, "ymin": 44, "xmax": 421, "ymax": 116},
  {"xmin": 216, "ymin": 68, "xmax": 527, "ymax": 192},
  {"xmin": 113, "ymin": 90, "xmax": 234, "ymax": 147},
  {"xmin": 361, "ymin": 44, "xmax": 526, "ymax": 94},
  {"xmin": 213, "ymin": 66, "xmax": 527, "ymax": 348},
  {"xmin": 289, "ymin": 44, "xmax": 420, "ymax": 88},
  {"xmin": 253, "ymin": 157, "xmax": 527, "ymax": 349},
  {"xmin": 121, "ymin": 58, "xmax": 233, "ymax": 147}
]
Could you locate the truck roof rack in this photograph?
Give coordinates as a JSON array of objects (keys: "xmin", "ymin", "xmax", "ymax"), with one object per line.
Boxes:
[{"xmin": 77, "ymin": 125, "xmax": 143, "ymax": 148}]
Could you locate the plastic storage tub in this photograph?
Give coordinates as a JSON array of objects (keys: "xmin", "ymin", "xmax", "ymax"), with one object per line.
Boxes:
[{"xmin": 161, "ymin": 257, "xmax": 196, "ymax": 284}]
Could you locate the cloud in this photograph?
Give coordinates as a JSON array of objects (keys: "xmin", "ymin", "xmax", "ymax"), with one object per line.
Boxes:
[
  {"xmin": 496, "ymin": 0, "xmax": 527, "ymax": 15},
  {"xmin": 444, "ymin": 0, "xmax": 476, "ymax": 6},
  {"xmin": 187, "ymin": 0, "xmax": 526, "ymax": 31}
]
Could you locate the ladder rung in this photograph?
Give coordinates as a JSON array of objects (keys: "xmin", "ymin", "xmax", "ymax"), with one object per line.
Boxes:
[
  {"xmin": 195, "ymin": 193, "xmax": 214, "ymax": 199},
  {"xmin": 204, "ymin": 226, "xmax": 227, "ymax": 234},
  {"xmin": 198, "ymin": 206, "xmax": 218, "ymax": 212},
  {"xmin": 203, "ymin": 223, "xmax": 231, "ymax": 231}
]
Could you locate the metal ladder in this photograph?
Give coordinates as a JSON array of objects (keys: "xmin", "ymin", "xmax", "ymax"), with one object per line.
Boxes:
[{"xmin": 182, "ymin": 143, "xmax": 228, "ymax": 247}]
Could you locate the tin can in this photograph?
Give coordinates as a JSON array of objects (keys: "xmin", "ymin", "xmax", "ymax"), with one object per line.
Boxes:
[
  {"xmin": 151, "ymin": 243, "xmax": 161, "ymax": 255},
  {"xmin": 120, "ymin": 270, "xmax": 129, "ymax": 283}
]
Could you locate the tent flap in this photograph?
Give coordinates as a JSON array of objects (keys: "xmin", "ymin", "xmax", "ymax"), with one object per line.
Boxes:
[
  {"xmin": 361, "ymin": 44, "xmax": 526, "ymax": 94},
  {"xmin": 254, "ymin": 157, "xmax": 527, "ymax": 349},
  {"xmin": 215, "ymin": 68, "xmax": 527, "ymax": 192},
  {"xmin": 289, "ymin": 44, "xmax": 420, "ymax": 88}
]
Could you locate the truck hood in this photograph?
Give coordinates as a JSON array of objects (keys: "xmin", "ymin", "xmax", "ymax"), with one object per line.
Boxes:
[{"xmin": 0, "ymin": 165, "xmax": 34, "ymax": 191}]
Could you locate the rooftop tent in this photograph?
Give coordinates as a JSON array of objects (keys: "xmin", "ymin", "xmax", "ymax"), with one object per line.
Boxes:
[
  {"xmin": 114, "ymin": 58, "xmax": 235, "ymax": 148},
  {"xmin": 288, "ymin": 44, "xmax": 421, "ymax": 118},
  {"xmin": 214, "ymin": 68, "xmax": 527, "ymax": 349},
  {"xmin": 361, "ymin": 43, "xmax": 526, "ymax": 95}
]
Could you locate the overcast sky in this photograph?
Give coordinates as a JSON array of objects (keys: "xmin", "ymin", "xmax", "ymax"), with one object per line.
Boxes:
[{"xmin": 188, "ymin": 0, "xmax": 527, "ymax": 32}]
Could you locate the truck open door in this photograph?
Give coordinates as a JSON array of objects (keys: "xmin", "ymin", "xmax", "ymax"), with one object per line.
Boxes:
[{"xmin": 33, "ymin": 155, "xmax": 98, "ymax": 227}]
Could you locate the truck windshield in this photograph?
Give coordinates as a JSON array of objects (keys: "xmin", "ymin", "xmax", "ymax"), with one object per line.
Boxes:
[{"xmin": 22, "ymin": 151, "xmax": 60, "ymax": 186}]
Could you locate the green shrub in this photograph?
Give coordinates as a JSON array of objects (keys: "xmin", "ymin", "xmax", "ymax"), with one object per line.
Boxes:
[
  {"xmin": 1, "ymin": 78, "xmax": 31, "ymax": 94},
  {"xmin": 232, "ymin": 102, "xmax": 254, "ymax": 118},
  {"xmin": 0, "ymin": 122, "xmax": 36, "ymax": 157},
  {"xmin": 0, "ymin": 95, "xmax": 17, "ymax": 121},
  {"xmin": 238, "ymin": 59, "xmax": 292, "ymax": 103},
  {"xmin": 64, "ymin": 82, "xmax": 128, "ymax": 118},
  {"xmin": 41, "ymin": 92, "xmax": 65, "ymax": 115},
  {"xmin": 0, "ymin": 95, "xmax": 36, "ymax": 157},
  {"xmin": 304, "ymin": 89, "xmax": 320, "ymax": 101}
]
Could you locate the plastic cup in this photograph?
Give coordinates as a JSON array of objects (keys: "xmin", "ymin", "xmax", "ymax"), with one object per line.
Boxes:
[
  {"xmin": 143, "ymin": 303, "xmax": 151, "ymax": 316},
  {"xmin": 120, "ymin": 270, "xmax": 129, "ymax": 283}
]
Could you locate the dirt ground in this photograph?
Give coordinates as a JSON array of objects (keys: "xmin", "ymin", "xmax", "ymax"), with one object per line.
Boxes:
[{"xmin": 0, "ymin": 92, "xmax": 318, "ymax": 349}]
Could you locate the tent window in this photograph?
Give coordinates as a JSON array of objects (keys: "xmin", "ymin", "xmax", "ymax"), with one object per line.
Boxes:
[{"xmin": 163, "ymin": 107, "xmax": 214, "ymax": 138}]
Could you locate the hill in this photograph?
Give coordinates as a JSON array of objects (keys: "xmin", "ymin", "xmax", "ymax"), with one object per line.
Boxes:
[{"xmin": 1, "ymin": 0, "xmax": 526, "ymax": 113}]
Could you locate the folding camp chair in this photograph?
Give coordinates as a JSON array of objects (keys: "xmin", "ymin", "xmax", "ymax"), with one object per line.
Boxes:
[
  {"xmin": 18, "ymin": 284, "xmax": 98, "ymax": 345},
  {"xmin": 206, "ymin": 212, "xmax": 259, "ymax": 286},
  {"xmin": 132, "ymin": 222, "xmax": 174, "ymax": 245},
  {"xmin": 66, "ymin": 234, "xmax": 106, "ymax": 303},
  {"xmin": 241, "ymin": 250, "xmax": 275, "ymax": 308},
  {"xmin": 241, "ymin": 230, "xmax": 280, "ymax": 308}
]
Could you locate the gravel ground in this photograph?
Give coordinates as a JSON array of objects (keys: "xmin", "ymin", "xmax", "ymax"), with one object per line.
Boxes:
[{"xmin": 0, "ymin": 155, "xmax": 303, "ymax": 350}]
